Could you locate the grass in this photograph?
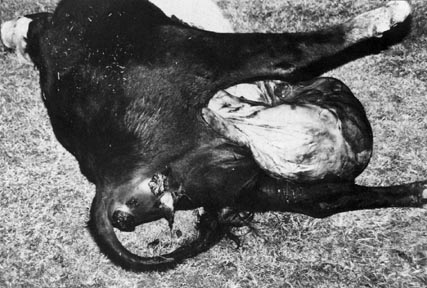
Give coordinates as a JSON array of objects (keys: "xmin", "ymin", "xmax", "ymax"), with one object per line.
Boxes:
[{"xmin": 1, "ymin": 0, "xmax": 427, "ymax": 287}]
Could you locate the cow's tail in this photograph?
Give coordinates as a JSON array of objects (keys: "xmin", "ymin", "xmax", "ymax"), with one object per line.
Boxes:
[{"xmin": 88, "ymin": 191, "xmax": 224, "ymax": 272}]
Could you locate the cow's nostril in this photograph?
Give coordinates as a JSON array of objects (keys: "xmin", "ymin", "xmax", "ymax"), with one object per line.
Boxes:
[{"xmin": 111, "ymin": 210, "xmax": 136, "ymax": 232}]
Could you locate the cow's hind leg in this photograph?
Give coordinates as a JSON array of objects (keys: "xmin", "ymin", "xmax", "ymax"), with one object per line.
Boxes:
[{"xmin": 203, "ymin": 1, "xmax": 412, "ymax": 91}]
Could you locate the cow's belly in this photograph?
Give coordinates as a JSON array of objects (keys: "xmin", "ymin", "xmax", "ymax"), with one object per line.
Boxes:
[{"xmin": 203, "ymin": 81, "xmax": 371, "ymax": 182}]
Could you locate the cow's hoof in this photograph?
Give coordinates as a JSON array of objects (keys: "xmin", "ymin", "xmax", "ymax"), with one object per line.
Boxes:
[
  {"xmin": 346, "ymin": 1, "xmax": 411, "ymax": 42},
  {"xmin": 386, "ymin": 1, "xmax": 412, "ymax": 25},
  {"xmin": 111, "ymin": 210, "xmax": 136, "ymax": 232}
]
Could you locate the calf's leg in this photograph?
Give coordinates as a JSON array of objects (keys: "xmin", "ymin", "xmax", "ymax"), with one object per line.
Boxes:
[{"xmin": 243, "ymin": 177, "xmax": 427, "ymax": 218}]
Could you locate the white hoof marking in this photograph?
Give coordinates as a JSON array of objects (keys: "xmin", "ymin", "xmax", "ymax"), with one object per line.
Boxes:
[
  {"xmin": 346, "ymin": 0, "xmax": 411, "ymax": 42},
  {"xmin": 373, "ymin": 1, "xmax": 411, "ymax": 35},
  {"xmin": 1, "ymin": 16, "xmax": 33, "ymax": 62},
  {"xmin": 387, "ymin": 1, "xmax": 412, "ymax": 26}
]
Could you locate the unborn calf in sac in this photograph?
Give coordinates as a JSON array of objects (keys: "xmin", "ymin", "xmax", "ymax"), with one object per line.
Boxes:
[{"xmin": 3, "ymin": 0, "xmax": 426, "ymax": 271}]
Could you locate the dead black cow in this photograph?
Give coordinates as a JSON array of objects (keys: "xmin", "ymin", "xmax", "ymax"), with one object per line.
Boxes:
[{"xmin": 5, "ymin": 0, "xmax": 426, "ymax": 271}]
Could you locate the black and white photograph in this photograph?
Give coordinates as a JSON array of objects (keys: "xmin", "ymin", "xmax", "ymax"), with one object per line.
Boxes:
[{"xmin": 1, "ymin": 0, "xmax": 426, "ymax": 287}]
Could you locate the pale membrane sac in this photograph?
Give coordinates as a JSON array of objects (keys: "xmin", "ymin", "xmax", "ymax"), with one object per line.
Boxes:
[
  {"xmin": 204, "ymin": 84, "xmax": 356, "ymax": 181},
  {"xmin": 149, "ymin": 0, "xmax": 362, "ymax": 182}
]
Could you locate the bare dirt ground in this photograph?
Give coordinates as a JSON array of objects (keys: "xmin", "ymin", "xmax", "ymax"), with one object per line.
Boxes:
[{"xmin": 1, "ymin": 0, "xmax": 426, "ymax": 287}]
